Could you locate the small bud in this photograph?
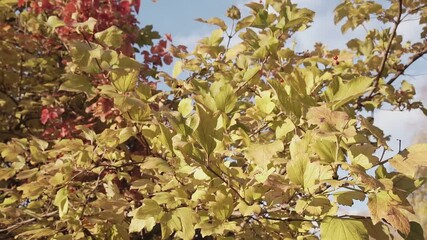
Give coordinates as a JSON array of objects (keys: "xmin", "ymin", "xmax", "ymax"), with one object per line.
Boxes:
[{"xmin": 226, "ymin": 5, "xmax": 241, "ymax": 20}]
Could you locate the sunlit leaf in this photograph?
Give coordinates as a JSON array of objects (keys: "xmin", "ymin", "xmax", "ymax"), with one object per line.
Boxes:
[
  {"xmin": 321, "ymin": 217, "xmax": 368, "ymax": 240},
  {"xmin": 95, "ymin": 25, "xmax": 124, "ymax": 48}
]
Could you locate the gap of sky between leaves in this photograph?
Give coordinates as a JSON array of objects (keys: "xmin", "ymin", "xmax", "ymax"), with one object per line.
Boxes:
[{"xmin": 138, "ymin": 0, "xmax": 427, "ymax": 215}]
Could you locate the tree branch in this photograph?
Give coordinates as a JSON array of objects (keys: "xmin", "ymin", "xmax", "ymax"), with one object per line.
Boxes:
[
  {"xmin": 262, "ymin": 216, "xmax": 315, "ymax": 222},
  {"xmin": 0, "ymin": 89, "xmax": 18, "ymax": 106},
  {"xmin": 205, "ymin": 165, "xmax": 250, "ymax": 205},
  {"xmin": 386, "ymin": 48, "xmax": 427, "ymax": 85},
  {"xmin": 0, "ymin": 210, "xmax": 58, "ymax": 234},
  {"xmin": 368, "ymin": 0, "xmax": 403, "ymax": 97}
]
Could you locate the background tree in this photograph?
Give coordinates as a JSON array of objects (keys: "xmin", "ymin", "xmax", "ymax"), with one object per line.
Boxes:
[{"xmin": 0, "ymin": 0, "xmax": 427, "ymax": 239}]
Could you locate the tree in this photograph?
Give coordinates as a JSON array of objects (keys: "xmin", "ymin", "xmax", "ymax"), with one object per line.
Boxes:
[{"xmin": 0, "ymin": 0, "xmax": 426, "ymax": 239}]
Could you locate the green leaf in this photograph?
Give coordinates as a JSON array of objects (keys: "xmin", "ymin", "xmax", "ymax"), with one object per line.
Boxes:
[
  {"xmin": 359, "ymin": 117, "xmax": 388, "ymax": 148},
  {"xmin": 159, "ymin": 123, "xmax": 175, "ymax": 155},
  {"xmin": 192, "ymin": 105, "xmax": 218, "ymax": 156},
  {"xmin": 335, "ymin": 191, "xmax": 366, "ymax": 206},
  {"xmin": 16, "ymin": 228, "xmax": 57, "ymax": 239},
  {"xmin": 195, "ymin": 17, "xmax": 227, "ymax": 30},
  {"xmin": 287, "ymin": 135, "xmax": 310, "ymax": 185},
  {"xmin": 95, "ymin": 25, "xmax": 123, "ymax": 48},
  {"xmin": 225, "ymin": 43, "xmax": 246, "ymax": 61},
  {"xmin": 199, "ymin": 29, "xmax": 224, "ymax": 47},
  {"xmin": 245, "ymin": 140, "xmax": 283, "ymax": 168},
  {"xmin": 178, "ymin": 98, "xmax": 193, "ymax": 117},
  {"xmin": 321, "ymin": 217, "xmax": 368, "ymax": 240},
  {"xmin": 118, "ymin": 127, "xmax": 134, "ymax": 144},
  {"xmin": 269, "ymin": 79, "xmax": 302, "ymax": 118},
  {"xmin": 226, "ymin": 5, "xmax": 241, "ymax": 20},
  {"xmin": 236, "ymin": 15, "xmax": 255, "ymax": 32},
  {"xmin": 115, "ymin": 95, "xmax": 151, "ymax": 122},
  {"xmin": 74, "ymin": 17, "xmax": 97, "ymax": 33},
  {"xmin": 129, "ymin": 218, "xmax": 156, "ymax": 233},
  {"xmin": 111, "ymin": 69, "xmax": 139, "ymax": 93},
  {"xmin": 16, "ymin": 168, "xmax": 38, "ymax": 180},
  {"xmin": 242, "ymin": 65, "xmax": 261, "ymax": 82},
  {"xmin": 312, "ymin": 139, "xmax": 343, "ymax": 163},
  {"xmin": 400, "ymin": 221, "xmax": 425, "ymax": 240},
  {"xmin": 46, "ymin": 16, "xmax": 65, "ymax": 29},
  {"xmin": 389, "ymin": 143, "xmax": 427, "ymax": 178},
  {"xmin": 348, "ymin": 144, "xmax": 379, "ymax": 169},
  {"xmin": 173, "ymin": 60, "xmax": 183, "ymax": 78},
  {"xmin": 328, "ymin": 77, "xmax": 373, "ymax": 109},
  {"xmin": 209, "ymin": 190, "xmax": 234, "ymax": 221},
  {"xmin": 140, "ymin": 157, "xmax": 172, "ymax": 173},
  {"xmin": 0, "ymin": 168, "xmax": 16, "ymax": 181},
  {"xmin": 160, "ymin": 212, "xmax": 182, "ymax": 239},
  {"xmin": 275, "ymin": 118, "xmax": 295, "ymax": 139},
  {"xmin": 368, "ymin": 191, "xmax": 411, "ymax": 235},
  {"xmin": 255, "ymin": 91, "xmax": 275, "ymax": 114},
  {"xmin": 0, "ymin": 0, "xmax": 18, "ymax": 7},
  {"xmin": 307, "ymin": 105, "xmax": 348, "ymax": 131},
  {"xmin": 210, "ymin": 80, "xmax": 237, "ymax": 113},
  {"xmin": 60, "ymin": 74, "xmax": 96, "ymax": 97},
  {"xmin": 303, "ymin": 161, "xmax": 333, "ymax": 192},
  {"xmin": 135, "ymin": 199, "xmax": 162, "ymax": 220},
  {"xmin": 363, "ymin": 221, "xmax": 392, "ymax": 240},
  {"xmin": 53, "ymin": 188, "xmax": 69, "ymax": 218},
  {"xmin": 175, "ymin": 207, "xmax": 198, "ymax": 240}
]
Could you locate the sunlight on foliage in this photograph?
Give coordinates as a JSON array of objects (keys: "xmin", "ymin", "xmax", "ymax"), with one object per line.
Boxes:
[{"xmin": 1, "ymin": 0, "xmax": 427, "ymax": 239}]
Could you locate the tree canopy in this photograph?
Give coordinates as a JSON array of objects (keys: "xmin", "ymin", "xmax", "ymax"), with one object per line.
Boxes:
[{"xmin": 0, "ymin": 0, "xmax": 427, "ymax": 239}]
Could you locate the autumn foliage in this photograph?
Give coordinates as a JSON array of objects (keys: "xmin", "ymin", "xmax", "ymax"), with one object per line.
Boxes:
[{"xmin": 1, "ymin": 0, "xmax": 427, "ymax": 239}]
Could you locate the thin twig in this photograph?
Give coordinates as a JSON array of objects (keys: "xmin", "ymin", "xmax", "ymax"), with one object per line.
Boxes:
[
  {"xmin": 386, "ymin": 48, "xmax": 427, "ymax": 85},
  {"xmin": 79, "ymin": 170, "xmax": 103, "ymax": 219},
  {"xmin": 0, "ymin": 211, "xmax": 58, "ymax": 234},
  {"xmin": 234, "ymin": 69, "xmax": 262, "ymax": 94},
  {"xmin": 262, "ymin": 216, "xmax": 314, "ymax": 222},
  {"xmin": 80, "ymin": 32, "xmax": 103, "ymax": 72},
  {"xmin": 205, "ymin": 165, "xmax": 250, "ymax": 205},
  {"xmin": 225, "ymin": 20, "xmax": 235, "ymax": 51},
  {"xmin": 368, "ymin": 0, "xmax": 403, "ymax": 97},
  {"xmin": 402, "ymin": 4, "xmax": 427, "ymax": 20}
]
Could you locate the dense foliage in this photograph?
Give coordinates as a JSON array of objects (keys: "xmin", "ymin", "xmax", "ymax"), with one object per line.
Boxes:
[{"xmin": 1, "ymin": 0, "xmax": 427, "ymax": 239}]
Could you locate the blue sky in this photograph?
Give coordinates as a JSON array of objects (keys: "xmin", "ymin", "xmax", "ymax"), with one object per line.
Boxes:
[
  {"xmin": 138, "ymin": 0, "xmax": 426, "ymax": 148},
  {"xmin": 137, "ymin": 0, "xmax": 427, "ymax": 215}
]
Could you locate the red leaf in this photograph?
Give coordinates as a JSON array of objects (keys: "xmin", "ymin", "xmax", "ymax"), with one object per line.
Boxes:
[
  {"xmin": 41, "ymin": 0, "xmax": 52, "ymax": 9},
  {"xmin": 92, "ymin": 0, "xmax": 100, "ymax": 9},
  {"xmin": 18, "ymin": 0, "xmax": 25, "ymax": 7},
  {"xmin": 41, "ymin": 108, "xmax": 50, "ymax": 125},
  {"xmin": 163, "ymin": 54, "xmax": 173, "ymax": 65},
  {"xmin": 60, "ymin": 125, "xmax": 69, "ymax": 138},
  {"xmin": 177, "ymin": 45, "xmax": 188, "ymax": 53},
  {"xmin": 133, "ymin": 0, "xmax": 140, "ymax": 14},
  {"xmin": 63, "ymin": 2, "xmax": 76, "ymax": 14},
  {"xmin": 63, "ymin": 3, "xmax": 77, "ymax": 24},
  {"xmin": 165, "ymin": 33, "xmax": 173, "ymax": 42},
  {"xmin": 119, "ymin": 1, "xmax": 131, "ymax": 15},
  {"xmin": 49, "ymin": 111, "xmax": 59, "ymax": 120},
  {"xmin": 159, "ymin": 39, "xmax": 167, "ymax": 48}
]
